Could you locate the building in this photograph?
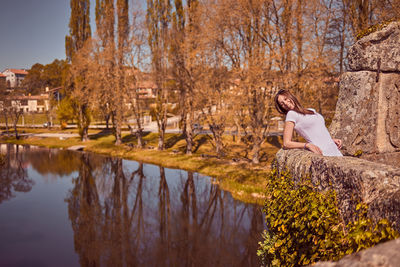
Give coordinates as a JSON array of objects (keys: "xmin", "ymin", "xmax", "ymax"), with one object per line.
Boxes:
[
  {"xmin": 136, "ymin": 81, "xmax": 158, "ymax": 99},
  {"xmin": 2, "ymin": 68, "xmax": 28, "ymax": 88},
  {"xmin": 0, "ymin": 94, "xmax": 50, "ymax": 113}
]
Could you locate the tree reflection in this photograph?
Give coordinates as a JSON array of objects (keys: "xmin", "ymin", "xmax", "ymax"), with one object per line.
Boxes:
[
  {"xmin": 0, "ymin": 144, "xmax": 33, "ymax": 204},
  {"xmin": 66, "ymin": 153, "xmax": 102, "ymax": 266},
  {"xmin": 66, "ymin": 155, "xmax": 262, "ymax": 266},
  {"xmin": 157, "ymin": 167, "xmax": 171, "ymax": 256},
  {"xmin": 128, "ymin": 163, "xmax": 145, "ymax": 262},
  {"xmin": 178, "ymin": 171, "xmax": 198, "ymax": 265},
  {"xmin": 66, "ymin": 157, "xmax": 147, "ymax": 266},
  {"xmin": 28, "ymin": 150, "xmax": 82, "ymax": 176}
]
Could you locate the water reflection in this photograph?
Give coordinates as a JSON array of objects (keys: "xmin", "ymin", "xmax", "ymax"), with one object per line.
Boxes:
[
  {"xmin": 0, "ymin": 144, "xmax": 32, "ymax": 204},
  {"xmin": 0, "ymin": 144, "xmax": 263, "ymax": 266}
]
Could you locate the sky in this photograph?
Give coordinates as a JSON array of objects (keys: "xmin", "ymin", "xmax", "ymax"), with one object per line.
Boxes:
[
  {"xmin": 0, "ymin": 0, "xmax": 149, "ymax": 72},
  {"xmin": 0, "ymin": 0, "xmax": 73, "ymax": 71},
  {"xmin": 0, "ymin": 0, "xmax": 122, "ymax": 72}
]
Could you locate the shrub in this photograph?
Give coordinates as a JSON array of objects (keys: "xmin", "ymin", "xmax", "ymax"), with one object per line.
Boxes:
[
  {"xmin": 60, "ymin": 121, "xmax": 68, "ymax": 130},
  {"xmin": 258, "ymin": 168, "xmax": 399, "ymax": 266}
]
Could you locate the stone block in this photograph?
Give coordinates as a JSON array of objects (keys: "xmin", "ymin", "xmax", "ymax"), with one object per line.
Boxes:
[
  {"xmin": 348, "ymin": 22, "xmax": 400, "ymax": 72},
  {"xmin": 330, "ymin": 71, "xmax": 378, "ymax": 155},
  {"xmin": 330, "ymin": 72, "xmax": 400, "ymax": 155}
]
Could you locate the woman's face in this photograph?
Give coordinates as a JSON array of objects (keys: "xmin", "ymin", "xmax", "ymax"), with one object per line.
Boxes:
[{"xmin": 277, "ymin": 94, "xmax": 295, "ymax": 111}]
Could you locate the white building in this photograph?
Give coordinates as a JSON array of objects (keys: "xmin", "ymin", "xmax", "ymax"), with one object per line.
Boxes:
[
  {"xmin": 2, "ymin": 69, "xmax": 28, "ymax": 88},
  {"xmin": 1, "ymin": 94, "xmax": 49, "ymax": 113}
]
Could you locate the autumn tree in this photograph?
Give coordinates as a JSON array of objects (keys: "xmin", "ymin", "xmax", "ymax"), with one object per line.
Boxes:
[
  {"xmin": 65, "ymin": 0, "xmax": 92, "ymax": 141},
  {"xmin": 66, "ymin": 0, "xmax": 91, "ymax": 62},
  {"xmin": 23, "ymin": 60, "xmax": 68, "ymax": 95},
  {"xmin": 110, "ymin": 0, "xmax": 130, "ymax": 145},
  {"xmin": 93, "ymin": 0, "xmax": 147, "ymax": 145},
  {"xmin": 9, "ymin": 101, "xmax": 23, "ymax": 140},
  {"xmin": 125, "ymin": 8, "xmax": 148, "ymax": 148},
  {"xmin": 147, "ymin": 0, "xmax": 172, "ymax": 150},
  {"xmin": 67, "ymin": 40, "xmax": 97, "ymax": 139},
  {"xmin": 169, "ymin": 0, "xmax": 201, "ymax": 154},
  {"xmin": 211, "ymin": 0, "xmax": 277, "ymax": 163},
  {"xmin": 170, "ymin": 0, "xmax": 187, "ymax": 149},
  {"xmin": 197, "ymin": 66, "xmax": 231, "ymax": 157},
  {"xmin": 21, "ymin": 63, "xmax": 45, "ymax": 95}
]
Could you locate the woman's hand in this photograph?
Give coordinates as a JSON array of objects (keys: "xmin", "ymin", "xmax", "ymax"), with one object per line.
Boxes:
[
  {"xmin": 333, "ymin": 139, "xmax": 342, "ymax": 149},
  {"xmin": 305, "ymin": 143, "xmax": 323, "ymax": 155}
]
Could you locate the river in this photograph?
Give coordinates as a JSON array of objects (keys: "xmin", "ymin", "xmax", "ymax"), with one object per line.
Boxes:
[{"xmin": 0, "ymin": 144, "xmax": 263, "ymax": 266}]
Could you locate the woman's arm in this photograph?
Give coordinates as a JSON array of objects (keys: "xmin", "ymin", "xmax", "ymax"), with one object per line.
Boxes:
[{"xmin": 283, "ymin": 121, "xmax": 322, "ymax": 154}]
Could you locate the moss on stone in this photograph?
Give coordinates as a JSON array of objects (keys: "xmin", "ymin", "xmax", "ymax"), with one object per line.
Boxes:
[{"xmin": 356, "ymin": 19, "xmax": 399, "ymax": 40}]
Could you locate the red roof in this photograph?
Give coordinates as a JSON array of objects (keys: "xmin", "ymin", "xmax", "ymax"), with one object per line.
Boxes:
[
  {"xmin": 6, "ymin": 69, "xmax": 28, "ymax": 75},
  {"xmin": 0, "ymin": 73, "xmax": 6, "ymax": 78}
]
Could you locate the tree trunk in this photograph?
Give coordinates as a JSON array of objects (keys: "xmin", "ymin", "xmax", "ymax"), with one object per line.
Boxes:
[
  {"xmin": 105, "ymin": 113, "xmax": 110, "ymax": 129},
  {"xmin": 13, "ymin": 122, "xmax": 19, "ymax": 140},
  {"xmin": 215, "ymin": 138, "xmax": 224, "ymax": 157},
  {"xmin": 4, "ymin": 113, "xmax": 10, "ymax": 137},
  {"xmin": 210, "ymin": 124, "xmax": 225, "ymax": 157},
  {"xmin": 157, "ymin": 105, "xmax": 167, "ymax": 151},
  {"xmin": 185, "ymin": 110, "xmax": 194, "ymax": 155},
  {"xmin": 134, "ymin": 109, "xmax": 144, "ymax": 148},
  {"xmin": 12, "ymin": 110, "xmax": 22, "ymax": 140},
  {"xmin": 136, "ymin": 128, "xmax": 143, "ymax": 148},
  {"xmin": 78, "ymin": 104, "xmax": 90, "ymax": 142},
  {"xmin": 251, "ymin": 141, "xmax": 262, "ymax": 164},
  {"xmin": 82, "ymin": 127, "xmax": 89, "ymax": 142},
  {"xmin": 185, "ymin": 124, "xmax": 193, "ymax": 155},
  {"xmin": 114, "ymin": 109, "xmax": 122, "ymax": 145},
  {"xmin": 115, "ymin": 125, "xmax": 122, "ymax": 145},
  {"xmin": 158, "ymin": 127, "xmax": 165, "ymax": 150},
  {"xmin": 181, "ymin": 112, "xmax": 187, "ymax": 137},
  {"xmin": 128, "ymin": 124, "xmax": 144, "ymax": 148}
]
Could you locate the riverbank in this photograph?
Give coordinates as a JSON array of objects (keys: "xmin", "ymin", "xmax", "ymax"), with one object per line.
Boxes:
[{"xmin": 1, "ymin": 128, "xmax": 282, "ymax": 204}]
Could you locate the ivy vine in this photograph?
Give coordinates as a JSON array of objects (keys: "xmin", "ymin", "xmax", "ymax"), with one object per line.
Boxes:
[{"xmin": 258, "ymin": 168, "xmax": 399, "ymax": 266}]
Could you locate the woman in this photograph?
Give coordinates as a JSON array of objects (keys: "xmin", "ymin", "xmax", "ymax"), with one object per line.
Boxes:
[{"xmin": 274, "ymin": 89, "xmax": 343, "ymax": 156}]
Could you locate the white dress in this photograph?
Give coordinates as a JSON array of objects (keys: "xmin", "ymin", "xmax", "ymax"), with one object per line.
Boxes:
[{"xmin": 285, "ymin": 108, "xmax": 343, "ymax": 156}]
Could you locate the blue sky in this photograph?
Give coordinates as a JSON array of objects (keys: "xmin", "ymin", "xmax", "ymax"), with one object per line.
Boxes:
[
  {"xmin": 0, "ymin": 0, "xmax": 73, "ymax": 71},
  {"xmin": 0, "ymin": 0, "xmax": 154, "ymax": 72}
]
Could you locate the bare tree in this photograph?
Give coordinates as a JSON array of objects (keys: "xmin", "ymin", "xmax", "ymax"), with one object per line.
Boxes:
[
  {"xmin": 0, "ymin": 102, "xmax": 11, "ymax": 137},
  {"xmin": 9, "ymin": 102, "xmax": 24, "ymax": 140},
  {"xmin": 126, "ymin": 7, "xmax": 148, "ymax": 148},
  {"xmin": 67, "ymin": 40, "xmax": 95, "ymax": 141},
  {"xmin": 147, "ymin": 0, "xmax": 172, "ymax": 150}
]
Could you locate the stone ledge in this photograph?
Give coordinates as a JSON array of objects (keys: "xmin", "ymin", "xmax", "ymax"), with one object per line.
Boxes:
[{"xmin": 275, "ymin": 149, "xmax": 400, "ymax": 230}]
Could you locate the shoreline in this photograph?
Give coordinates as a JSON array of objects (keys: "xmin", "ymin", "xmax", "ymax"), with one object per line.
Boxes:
[{"xmin": 1, "ymin": 130, "xmax": 279, "ymax": 205}]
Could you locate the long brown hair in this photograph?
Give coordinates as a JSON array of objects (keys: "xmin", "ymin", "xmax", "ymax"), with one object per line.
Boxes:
[{"xmin": 274, "ymin": 89, "xmax": 314, "ymax": 115}]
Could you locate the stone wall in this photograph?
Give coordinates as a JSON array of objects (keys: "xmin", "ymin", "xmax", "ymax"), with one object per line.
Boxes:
[
  {"xmin": 312, "ymin": 238, "xmax": 400, "ymax": 267},
  {"xmin": 274, "ymin": 21, "xmax": 400, "ymax": 265},
  {"xmin": 273, "ymin": 21, "xmax": 400, "ymax": 229},
  {"xmin": 329, "ymin": 22, "xmax": 400, "ymax": 156},
  {"xmin": 275, "ymin": 149, "xmax": 400, "ymax": 230}
]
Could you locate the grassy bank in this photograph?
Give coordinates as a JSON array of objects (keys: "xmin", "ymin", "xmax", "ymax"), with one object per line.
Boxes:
[{"xmin": 1, "ymin": 128, "xmax": 282, "ymax": 204}]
